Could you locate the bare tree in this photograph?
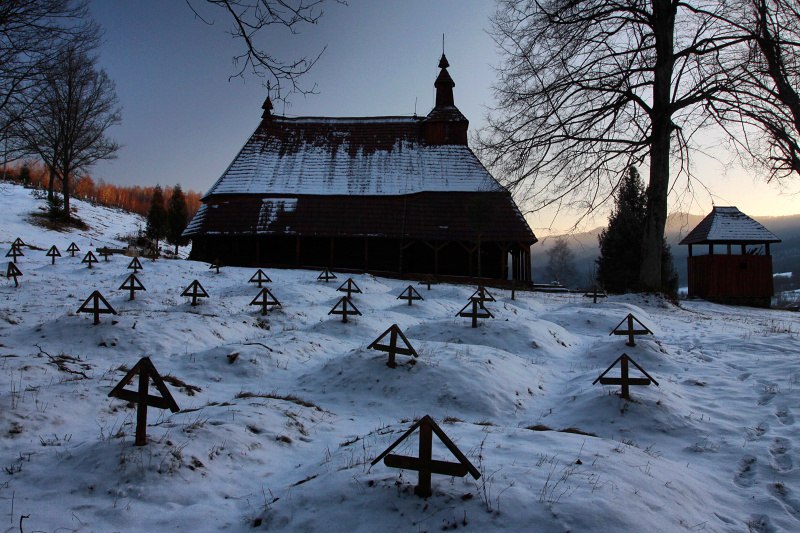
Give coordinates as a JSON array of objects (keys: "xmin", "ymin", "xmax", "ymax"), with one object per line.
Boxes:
[
  {"xmin": 17, "ymin": 40, "xmax": 121, "ymax": 218},
  {"xmin": 480, "ymin": 0, "xmax": 749, "ymax": 291},
  {"xmin": 546, "ymin": 236, "xmax": 577, "ymax": 286},
  {"xmin": 186, "ymin": 0, "xmax": 345, "ymax": 99},
  {"xmin": 0, "ymin": 0, "xmax": 94, "ymax": 153},
  {"xmin": 708, "ymin": 0, "xmax": 800, "ymax": 180}
]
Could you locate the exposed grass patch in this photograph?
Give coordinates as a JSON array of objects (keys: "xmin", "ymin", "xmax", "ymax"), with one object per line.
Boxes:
[{"xmin": 235, "ymin": 390, "xmax": 323, "ymax": 411}]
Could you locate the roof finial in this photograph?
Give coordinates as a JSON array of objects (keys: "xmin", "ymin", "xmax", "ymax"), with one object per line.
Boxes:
[
  {"xmin": 438, "ymin": 34, "xmax": 449, "ymax": 69},
  {"xmin": 261, "ymin": 81, "xmax": 274, "ymax": 119}
]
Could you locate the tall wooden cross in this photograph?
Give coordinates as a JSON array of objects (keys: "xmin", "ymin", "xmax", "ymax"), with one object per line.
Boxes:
[
  {"xmin": 108, "ymin": 357, "xmax": 179, "ymax": 446},
  {"xmin": 368, "ymin": 324, "xmax": 418, "ymax": 367},
  {"xmin": 318, "ymin": 268, "xmax": 337, "ymax": 282},
  {"xmin": 328, "ymin": 296, "xmax": 361, "ymax": 323},
  {"xmin": 6, "ymin": 262, "xmax": 22, "ymax": 287},
  {"xmin": 397, "ymin": 285, "xmax": 424, "ymax": 306},
  {"xmin": 119, "ymin": 273, "xmax": 146, "ymax": 300},
  {"xmin": 127, "ymin": 256, "xmax": 143, "ymax": 272},
  {"xmin": 181, "ymin": 280, "xmax": 209, "ymax": 306},
  {"xmin": 250, "ymin": 287, "xmax": 281, "ymax": 315},
  {"xmin": 371, "ymin": 415, "xmax": 481, "ymax": 498},
  {"xmin": 337, "ymin": 278, "xmax": 362, "ymax": 298},
  {"xmin": 456, "ymin": 297, "xmax": 494, "ymax": 328},
  {"xmin": 5, "ymin": 245, "xmax": 23, "ymax": 261},
  {"xmin": 66, "ymin": 242, "xmax": 80, "ymax": 257},
  {"xmin": 46, "ymin": 245, "xmax": 61, "ymax": 265},
  {"xmin": 610, "ymin": 313, "xmax": 653, "ymax": 347},
  {"xmin": 77, "ymin": 291, "xmax": 117, "ymax": 325},
  {"xmin": 249, "ymin": 269, "xmax": 272, "ymax": 287},
  {"xmin": 82, "ymin": 251, "xmax": 98, "ymax": 268},
  {"xmin": 593, "ymin": 353, "xmax": 659, "ymax": 399}
]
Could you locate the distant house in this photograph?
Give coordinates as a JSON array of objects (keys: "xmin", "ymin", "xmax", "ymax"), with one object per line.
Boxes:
[
  {"xmin": 679, "ymin": 206, "xmax": 780, "ymax": 307},
  {"xmin": 183, "ymin": 54, "xmax": 536, "ymax": 281}
]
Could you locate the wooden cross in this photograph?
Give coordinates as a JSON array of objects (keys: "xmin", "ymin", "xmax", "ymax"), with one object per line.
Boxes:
[
  {"xmin": 12, "ymin": 238, "xmax": 25, "ymax": 248},
  {"xmin": 368, "ymin": 324, "xmax": 418, "ymax": 368},
  {"xmin": 108, "ymin": 357, "xmax": 180, "ymax": 446},
  {"xmin": 82, "ymin": 251, "xmax": 98, "ymax": 268},
  {"xmin": 397, "ymin": 285, "xmax": 424, "ymax": 306},
  {"xmin": 66, "ymin": 242, "xmax": 80, "ymax": 257},
  {"xmin": 470, "ymin": 285, "xmax": 496, "ymax": 303},
  {"xmin": 181, "ymin": 280, "xmax": 209, "ymax": 306},
  {"xmin": 5, "ymin": 245, "xmax": 23, "ymax": 261},
  {"xmin": 610, "ymin": 313, "xmax": 653, "ymax": 347},
  {"xmin": 209, "ymin": 258, "xmax": 224, "ymax": 273},
  {"xmin": 593, "ymin": 353, "xmax": 659, "ymax": 399},
  {"xmin": 249, "ymin": 269, "xmax": 271, "ymax": 287},
  {"xmin": 6, "ymin": 262, "xmax": 22, "ymax": 287},
  {"xmin": 456, "ymin": 297, "xmax": 494, "ymax": 328},
  {"xmin": 328, "ymin": 296, "xmax": 361, "ymax": 323},
  {"xmin": 250, "ymin": 287, "xmax": 281, "ymax": 315},
  {"xmin": 46, "ymin": 245, "xmax": 61, "ymax": 264},
  {"xmin": 119, "ymin": 273, "xmax": 146, "ymax": 300},
  {"xmin": 77, "ymin": 290, "xmax": 117, "ymax": 325},
  {"xmin": 584, "ymin": 285, "xmax": 606, "ymax": 304},
  {"xmin": 318, "ymin": 268, "xmax": 337, "ymax": 282},
  {"xmin": 337, "ymin": 278, "xmax": 362, "ymax": 298},
  {"xmin": 419, "ymin": 273, "xmax": 437, "ymax": 290},
  {"xmin": 510, "ymin": 280, "xmax": 517, "ymax": 301},
  {"xmin": 371, "ymin": 415, "xmax": 481, "ymax": 498},
  {"xmin": 127, "ymin": 256, "xmax": 143, "ymax": 272},
  {"xmin": 97, "ymin": 247, "xmax": 112, "ymax": 261}
]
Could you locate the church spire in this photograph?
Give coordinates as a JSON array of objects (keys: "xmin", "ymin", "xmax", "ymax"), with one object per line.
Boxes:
[
  {"xmin": 434, "ymin": 53, "xmax": 455, "ymax": 108},
  {"xmin": 261, "ymin": 82, "xmax": 274, "ymax": 119}
]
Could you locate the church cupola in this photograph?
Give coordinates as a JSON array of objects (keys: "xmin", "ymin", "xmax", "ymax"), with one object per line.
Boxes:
[
  {"xmin": 425, "ymin": 53, "xmax": 469, "ymax": 146},
  {"xmin": 261, "ymin": 84, "xmax": 274, "ymax": 120}
]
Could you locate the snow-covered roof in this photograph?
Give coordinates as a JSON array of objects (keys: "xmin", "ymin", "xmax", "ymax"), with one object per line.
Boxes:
[
  {"xmin": 679, "ymin": 206, "xmax": 781, "ymax": 245},
  {"xmin": 202, "ymin": 116, "xmax": 505, "ymax": 199}
]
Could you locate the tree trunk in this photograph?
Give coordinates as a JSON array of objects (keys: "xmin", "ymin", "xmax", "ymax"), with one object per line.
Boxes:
[
  {"xmin": 640, "ymin": 0, "xmax": 675, "ymax": 291},
  {"xmin": 62, "ymin": 166, "xmax": 71, "ymax": 220},
  {"xmin": 47, "ymin": 167, "xmax": 55, "ymax": 201}
]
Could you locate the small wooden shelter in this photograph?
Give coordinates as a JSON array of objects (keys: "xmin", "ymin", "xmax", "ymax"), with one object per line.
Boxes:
[{"xmin": 679, "ymin": 206, "xmax": 780, "ymax": 307}]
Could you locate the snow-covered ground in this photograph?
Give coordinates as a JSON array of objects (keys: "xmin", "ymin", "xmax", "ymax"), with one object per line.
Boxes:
[{"xmin": 2, "ymin": 183, "xmax": 800, "ymax": 532}]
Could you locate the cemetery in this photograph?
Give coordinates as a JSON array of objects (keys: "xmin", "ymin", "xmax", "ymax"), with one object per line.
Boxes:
[{"xmin": 1, "ymin": 186, "xmax": 800, "ymax": 532}]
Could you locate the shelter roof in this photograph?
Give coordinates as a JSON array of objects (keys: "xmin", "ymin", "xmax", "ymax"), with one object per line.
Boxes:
[{"xmin": 679, "ymin": 206, "xmax": 781, "ymax": 245}]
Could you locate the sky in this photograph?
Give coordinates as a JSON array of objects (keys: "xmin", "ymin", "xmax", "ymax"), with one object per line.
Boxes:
[{"xmin": 87, "ymin": 0, "xmax": 800, "ymax": 235}]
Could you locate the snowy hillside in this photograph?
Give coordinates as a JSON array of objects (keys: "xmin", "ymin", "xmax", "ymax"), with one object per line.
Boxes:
[{"xmin": 2, "ymin": 183, "xmax": 800, "ymax": 532}]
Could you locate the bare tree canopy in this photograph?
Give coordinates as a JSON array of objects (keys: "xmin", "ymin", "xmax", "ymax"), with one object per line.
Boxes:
[
  {"xmin": 546, "ymin": 236, "xmax": 577, "ymax": 286},
  {"xmin": 709, "ymin": 0, "xmax": 800, "ymax": 180},
  {"xmin": 478, "ymin": 0, "xmax": 787, "ymax": 291},
  {"xmin": 186, "ymin": 0, "xmax": 345, "ymax": 99},
  {"xmin": 0, "ymin": 0, "xmax": 95, "ymax": 144}
]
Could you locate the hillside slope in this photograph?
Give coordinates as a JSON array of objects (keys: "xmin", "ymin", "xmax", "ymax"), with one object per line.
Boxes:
[{"xmin": 2, "ymin": 183, "xmax": 800, "ymax": 532}]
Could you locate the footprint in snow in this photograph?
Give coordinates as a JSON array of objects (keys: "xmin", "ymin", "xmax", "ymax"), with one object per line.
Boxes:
[
  {"xmin": 769, "ymin": 482, "xmax": 800, "ymax": 517},
  {"xmin": 737, "ymin": 372, "xmax": 752, "ymax": 381},
  {"xmin": 775, "ymin": 408, "xmax": 795, "ymax": 426},
  {"xmin": 769, "ymin": 438, "xmax": 793, "ymax": 472},
  {"xmin": 734, "ymin": 455, "xmax": 758, "ymax": 487}
]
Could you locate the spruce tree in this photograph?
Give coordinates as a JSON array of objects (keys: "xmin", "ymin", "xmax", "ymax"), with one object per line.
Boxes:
[
  {"xmin": 145, "ymin": 185, "xmax": 167, "ymax": 253},
  {"xmin": 597, "ymin": 167, "xmax": 678, "ymax": 295},
  {"xmin": 166, "ymin": 184, "xmax": 190, "ymax": 255}
]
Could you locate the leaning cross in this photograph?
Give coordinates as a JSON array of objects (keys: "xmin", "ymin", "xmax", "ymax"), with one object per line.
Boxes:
[
  {"xmin": 6, "ymin": 262, "xmax": 22, "ymax": 287},
  {"xmin": 368, "ymin": 324, "xmax": 418, "ymax": 368},
  {"xmin": 593, "ymin": 353, "xmax": 659, "ymax": 399},
  {"xmin": 108, "ymin": 357, "xmax": 179, "ymax": 446},
  {"xmin": 371, "ymin": 415, "xmax": 481, "ymax": 498},
  {"xmin": 610, "ymin": 313, "xmax": 653, "ymax": 347}
]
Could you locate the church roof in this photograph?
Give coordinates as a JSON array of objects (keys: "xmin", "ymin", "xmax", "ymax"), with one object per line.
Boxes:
[
  {"xmin": 202, "ymin": 116, "xmax": 502, "ymax": 199},
  {"xmin": 679, "ymin": 206, "xmax": 781, "ymax": 245}
]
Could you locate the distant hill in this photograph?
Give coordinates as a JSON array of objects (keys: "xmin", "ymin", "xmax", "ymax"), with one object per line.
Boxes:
[{"xmin": 532, "ymin": 212, "xmax": 800, "ymax": 291}]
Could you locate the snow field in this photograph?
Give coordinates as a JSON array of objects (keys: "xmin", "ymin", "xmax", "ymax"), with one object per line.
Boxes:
[{"xmin": 1, "ymin": 184, "xmax": 800, "ymax": 532}]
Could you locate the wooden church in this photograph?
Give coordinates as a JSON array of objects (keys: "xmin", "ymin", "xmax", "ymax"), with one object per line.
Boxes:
[
  {"xmin": 680, "ymin": 206, "xmax": 780, "ymax": 307},
  {"xmin": 184, "ymin": 54, "xmax": 537, "ymax": 281}
]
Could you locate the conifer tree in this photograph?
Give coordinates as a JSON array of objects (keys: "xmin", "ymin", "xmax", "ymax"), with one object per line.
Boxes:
[
  {"xmin": 166, "ymin": 184, "xmax": 190, "ymax": 255},
  {"xmin": 145, "ymin": 185, "xmax": 167, "ymax": 253},
  {"xmin": 597, "ymin": 167, "xmax": 678, "ymax": 295}
]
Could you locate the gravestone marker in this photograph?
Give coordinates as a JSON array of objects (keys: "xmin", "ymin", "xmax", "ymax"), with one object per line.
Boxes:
[
  {"xmin": 127, "ymin": 256, "xmax": 143, "ymax": 272},
  {"xmin": 470, "ymin": 285, "xmax": 496, "ymax": 303},
  {"xmin": 82, "ymin": 251, "xmax": 98, "ymax": 269},
  {"xmin": 5, "ymin": 245, "xmax": 23, "ymax": 261},
  {"xmin": 6, "ymin": 262, "xmax": 22, "ymax": 287},
  {"xmin": 66, "ymin": 242, "xmax": 80, "ymax": 257},
  {"xmin": 337, "ymin": 278, "xmax": 362, "ymax": 298},
  {"xmin": 397, "ymin": 285, "xmax": 424, "ymax": 306},
  {"xmin": 97, "ymin": 247, "xmax": 112, "ymax": 261},
  {"xmin": 250, "ymin": 287, "xmax": 281, "ymax": 315},
  {"xmin": 209, "ymin": 258, "xmax": 224, "ymax": 273},
  {"xmin": 593, "ymin": 353, "xmax": 659, "ymax": 399},
  {"xmin": 46, "ymin": 245, "xmax": 61, "ymax": 265},
  {"xmin": 368, "ymin": 324, "xmax": 418, "ymax": 368},
  {"xmin": 108, "ymin": 357, "xmax": 180, "ymax": 446},
  {"xmin": 181, "ymin": 280, "xmax": 209, "ymax": 306},
  {"xmin": 610, "ymin": 313, "xmax": 653, "ymax": 347},
  {"xmin": 419, "ymin": 274, "xmax": 437, "ymax": 291},
  {"xmin": 318, "ymin": 268, "xmax": 337, "ymax": 282},
  {"xmin": 77, "ymin": 291, "xmax": 117, "ymax": 325},
  {"xmin": 119, "ymin": 273, "xmax": 146, "ymax": 301},
  {"xmin": 328, "ymin": 296, "xmax": 361, "ymax": 323},
  {"xmin": 456, "ymin": 297, "xmax": 494, "ymax": 328},
  {"xmin": 249, "ymin": 269, "xmax": 271, "ymax": 287}
]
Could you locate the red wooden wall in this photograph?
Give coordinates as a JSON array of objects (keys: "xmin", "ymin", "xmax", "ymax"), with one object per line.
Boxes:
[{"xmin": 687, "ymin": 254, "xmax": 774, "ymax": 298}]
